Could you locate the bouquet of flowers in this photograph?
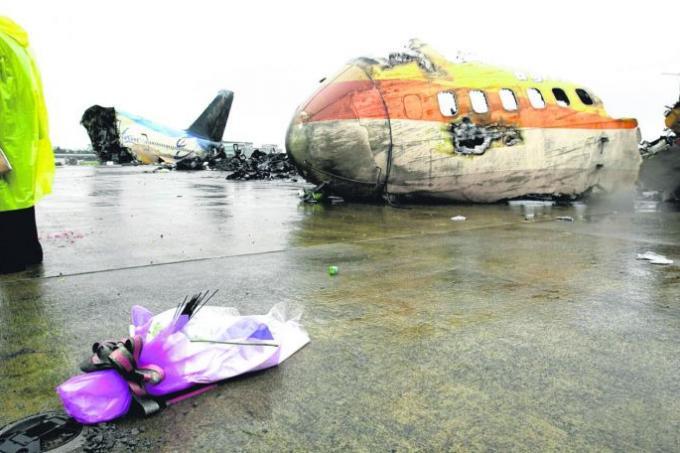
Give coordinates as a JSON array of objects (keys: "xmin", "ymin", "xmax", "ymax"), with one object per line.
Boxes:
[{"xmin": 57, "ymin": 292, "xmax": 310, "ymax": 424}]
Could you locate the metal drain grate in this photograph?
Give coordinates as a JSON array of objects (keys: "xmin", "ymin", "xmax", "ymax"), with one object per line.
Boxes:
[{"xmin": 0, "ymin": 411, "xmax": 84, "ymax": 453}]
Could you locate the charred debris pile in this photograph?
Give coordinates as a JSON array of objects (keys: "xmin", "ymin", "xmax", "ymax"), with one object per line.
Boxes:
[
  {"xmin": 154, "ymin": 149, "xmax": 299, "ymax": 180},
  {"xmin": 212, "ymin": 149, "xmax": 299, "ymax": 180}
]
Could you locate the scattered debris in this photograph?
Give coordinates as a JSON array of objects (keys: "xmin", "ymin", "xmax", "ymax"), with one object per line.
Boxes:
[
  {"xmin": 635, "ymin": 190, "xmax": 662, "ymax": 213},
  {"xmin": 508, "ymin": 200, "xmax": 556, "ymax": 207},
  {"xmin": 327, "ymin": 265, "xmax": 339, "ymax": 276},
  {"xmin": 555, "ymin": 216, "xmax": 574, "ymax": 222},
  {"xmin": 524, "ymin": 213, "xmax": 535, "ymax": 221},
  {"xmin": 149, "ymin": 163, "xmax": 174, "ymax": 173},
  {"xmin": 299, "ymin": 187, "xmax": 324, "ymax": 203},
  {"xmin": 639, "ymin": 134, "xmax": 676, "ymax": 158},
  {"xmin": 81, "ymin": 423, "xmax": 156, "ymax": 453},
  {"xmin": 57, "ymin": 292, "xmax": 309, "ymax": 424},
  {"xmin": 299, "ymin": 182, "xmax": 345, "ymax": 204},
  {"xmin": 0, "ymin": 412, "xmax": 155, "ymax": 453},
  {"xmin": 450, "ymin": 215, "xmax": 466, "ymax": 222},
  {"xmin": 213, "ymin": 149, "xmax": 298, "ymax": 180},
  {"xmin": 638, "ymin": 98, "xmax": 680, "ymax": 200},
  {"xmin": 636, "ymin": 251, "xmax": 674, "ymax": 265}
]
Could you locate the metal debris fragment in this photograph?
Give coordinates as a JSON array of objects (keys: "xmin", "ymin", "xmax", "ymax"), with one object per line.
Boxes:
[
  {"xmin": 508, "ymin": 200, "xmax": 556, "ymax": 207},
  {"xmin": 639, "ymin": 134, "xmax": 675, "ymax": 158},
  {"xmin": 299, "ymin": 182, "xmax": 345, "ymax": 204},
  {"xmin": 381, "ymin": 39, "xmax": 438, "ymax": 73},
  {"xmin": 638, "ymin": 97, "xmax": 680, "ymax": 200},
  {"xmin": 636, "ymin": 251, "xmax": 674, "ymax": 265}
]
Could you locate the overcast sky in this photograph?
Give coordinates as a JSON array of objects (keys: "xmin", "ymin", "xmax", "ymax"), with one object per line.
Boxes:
[{"xmin": 2, "ymin": 0, "xmax": 679, "ymax": 148}]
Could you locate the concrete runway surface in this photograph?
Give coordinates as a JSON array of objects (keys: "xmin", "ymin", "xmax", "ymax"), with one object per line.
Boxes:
[{"xmin": 1, "ymin": 166, "xmax": 679, "ymax": 451}]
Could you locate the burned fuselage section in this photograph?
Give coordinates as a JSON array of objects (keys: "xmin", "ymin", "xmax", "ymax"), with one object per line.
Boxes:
[
  {"xmin": 449, "ymin": 117, "xmax": 522, "ymax": 155},
  {"xmin": 81, "ymin": 106, "xmax": 135, "ymax": 163},
  {"xmin": 286, "ymin": 40, "xmax": 642, "ymax": 202}
]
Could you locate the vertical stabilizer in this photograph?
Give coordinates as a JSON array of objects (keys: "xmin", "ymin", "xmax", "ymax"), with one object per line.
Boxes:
[{"xmin": 187, "ymin": 90, "xmax": 234, "ymax": 142}]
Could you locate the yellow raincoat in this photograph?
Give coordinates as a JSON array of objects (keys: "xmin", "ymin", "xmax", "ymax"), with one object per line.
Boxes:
[{"xmin": 0, "ymin": 17, "xmax": 53, "ymax": 212}]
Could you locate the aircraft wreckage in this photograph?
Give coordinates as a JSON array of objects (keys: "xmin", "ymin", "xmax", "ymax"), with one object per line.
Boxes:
[
  {"xmin": 638, "ymin": 99, "xmax": 680, "ymax": 200},
  {"xmin": 81, "ymin": 91, "xmax": 235, "ymax": 168},
  {"xmin": 81, "ymin": 91, "xmax": 298, "ymax": 178},
  {"xmin": 286, "ymin": 40, "xmax": 642, "ymax": 202}
]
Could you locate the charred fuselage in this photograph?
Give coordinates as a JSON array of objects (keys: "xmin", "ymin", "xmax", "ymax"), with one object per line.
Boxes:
[{"xmin": 286, "ymin": 41, "xmax": 641, "ymax": 202}]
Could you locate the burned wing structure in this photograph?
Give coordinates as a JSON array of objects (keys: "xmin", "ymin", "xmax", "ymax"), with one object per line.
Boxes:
[{"xmin": 286, "ymin": 39, "xmax": 642, "ymax": 202}]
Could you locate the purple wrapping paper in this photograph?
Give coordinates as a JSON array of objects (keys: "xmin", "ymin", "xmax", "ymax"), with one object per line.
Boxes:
[{"xmin": 57, "ymin": 303, "xmax": 309, "ymax": 424}]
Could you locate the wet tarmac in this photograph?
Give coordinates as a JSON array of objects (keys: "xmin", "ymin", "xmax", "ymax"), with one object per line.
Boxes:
[{"xmin": 1, "ymin": 166, "xmax": 680, "ymax": 451}]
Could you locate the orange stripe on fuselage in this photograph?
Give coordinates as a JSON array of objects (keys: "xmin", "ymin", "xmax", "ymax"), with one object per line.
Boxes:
[{"xmin": 302, "ymin": 80, "xmax": 637, "ymax": 130}]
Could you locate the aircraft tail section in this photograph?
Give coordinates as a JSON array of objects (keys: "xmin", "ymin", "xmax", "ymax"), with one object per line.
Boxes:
[{"xmin": 187, "ymin": 90, "xmax": 234, "ymax": 142}]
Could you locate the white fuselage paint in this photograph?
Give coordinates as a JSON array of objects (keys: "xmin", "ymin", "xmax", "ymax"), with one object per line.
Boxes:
[
  {"xmin": 117, "ymin": 114, "xmax": 210, "ymax": 165},
  {"xmin": 387, "ymin": 119, "xmax": 641, "ymax": 202},
  {"xmin": 300, "ymin": 118, "xmax": 642, "ymax": 202}
]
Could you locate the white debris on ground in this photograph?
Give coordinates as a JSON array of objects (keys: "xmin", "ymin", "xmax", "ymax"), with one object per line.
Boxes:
[
  {"xmin": 507, "ymin": 200, "xmax": 556, "ymax": 207},
  {"xmin": 450, "ymin": 215, "xmax": 466, "ymax": 222},
  {"xmin": 636, "ymin": 251, "xmax": 674, "ymax": 265}
]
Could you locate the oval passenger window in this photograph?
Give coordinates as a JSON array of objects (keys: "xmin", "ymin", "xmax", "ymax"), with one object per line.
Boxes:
[
  {"xmin": 499, "ymin": 89, "xmax": 518, "ymax": 111},
  {"xmin": 527, "ymin": 88, "xmax": 546, "ymax": 109},
  {"xmin": 403, "ymin": 94, "xmax": 423, "ymax": 119},
  {"xmin": 469, "ymin": 90, "xmax": 489, "ymax": 114}
]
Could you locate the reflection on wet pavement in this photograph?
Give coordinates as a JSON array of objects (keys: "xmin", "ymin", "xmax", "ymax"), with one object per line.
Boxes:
[{"xmin": 1, "ymin": 166, "xmax": 679, "ymax": 450}]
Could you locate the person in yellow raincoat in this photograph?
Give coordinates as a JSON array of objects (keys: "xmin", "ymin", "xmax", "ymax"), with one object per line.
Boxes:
[{"xmin": 0, "ymin": 17, "xmax": 54, "ymax": 274}]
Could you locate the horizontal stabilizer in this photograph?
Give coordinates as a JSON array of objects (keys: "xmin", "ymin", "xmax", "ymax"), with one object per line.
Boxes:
[{"xmin": 187, "ymin": 90, "xmax": 234, "ymax": 142}]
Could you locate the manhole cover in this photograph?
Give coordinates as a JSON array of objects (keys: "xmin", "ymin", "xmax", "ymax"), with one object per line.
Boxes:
[{"xmin": 0, "ymin": 411, "xmax": 84, "ymax": 453}]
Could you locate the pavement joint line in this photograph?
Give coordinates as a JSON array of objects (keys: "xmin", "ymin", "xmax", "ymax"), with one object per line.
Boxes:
[
  {"xmin": 1, "ymin": 208, "xmax": 648, "ymax": 284},
  {"xmin": 0, "ymin": 220, "xmax": 529, "ymax": 283}
]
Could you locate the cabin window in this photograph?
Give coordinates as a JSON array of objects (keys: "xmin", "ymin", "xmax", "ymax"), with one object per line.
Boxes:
[
  {"xmin": 469, "ymin": 90, "xmax": 488, "ymax": 114},
  {"xmin": 437, "ymin": 92, "xmax": 457, "ymax": 116},
  {"xmin": 403, "ymin": 94, "xmax": 423, "ymax": 119},
  {"xmin": 575, "ymin": 88, "xmax": 594, "ymax": 105},
  {"xmin": 552, "ymin": 88, "xmax": 570, "ymax": 107},
  {"xmin": 527, "ymin": 88, "xmax": 545, "ymax": 109},
  {"xmin": 499, "ymin": 89, "xmax": 518, "ymax": 111}
]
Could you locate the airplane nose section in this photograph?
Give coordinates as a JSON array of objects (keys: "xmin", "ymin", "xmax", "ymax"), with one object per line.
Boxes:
[{"xmin": 286, "ymin": 64, "xmax": 392, "ymax": 200}]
